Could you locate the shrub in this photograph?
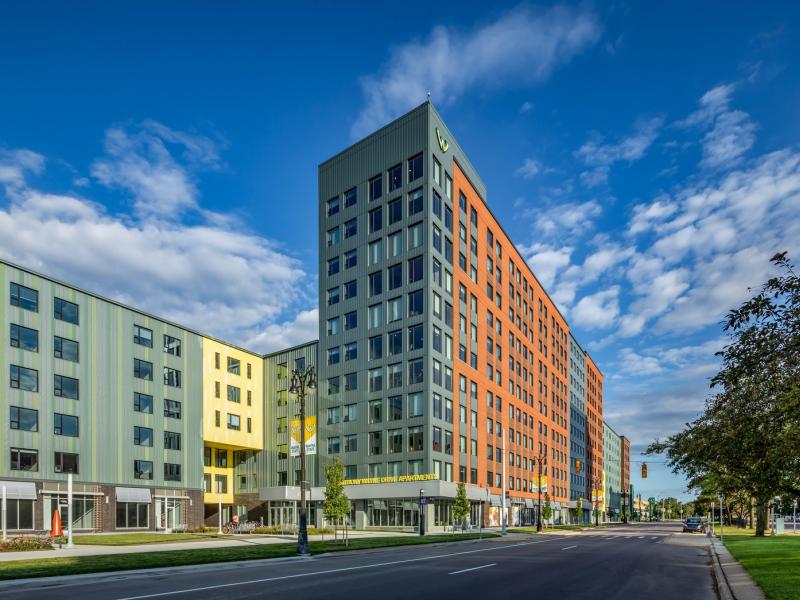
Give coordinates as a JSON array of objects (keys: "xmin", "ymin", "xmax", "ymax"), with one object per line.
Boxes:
[{"xmin": 0, "ymin": 536, "xmax": 53, "ymax": 552}]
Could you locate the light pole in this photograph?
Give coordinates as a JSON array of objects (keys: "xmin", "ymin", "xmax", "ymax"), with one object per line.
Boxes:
[
  {"xmin": 621, "ymin": 490, "xmax": 629, "ymax": 524},
  {"xmin": 535, "ymin": 451, "xmax": 545, "ymax": 532},
  {"xmin": 501, "ymin": 429, "xmax": 507, "ymax": 535},
  {"xmin": 793, "ymin": 499, "xmax": 797, "ymax": 534},
  {"xmin": 719, "ymin": 495, "xmax": 724, "ymax": 542},
  {"xmin": 419, "ymin": 489, "xmax": 425, "ymax": 536},
  {"xmin": 592, "ymin": 476, "xmax": 601, "ymax": 527},
  {"xmin": 289, "ymin": 364, "xmax": 316, "ymax": 556}
]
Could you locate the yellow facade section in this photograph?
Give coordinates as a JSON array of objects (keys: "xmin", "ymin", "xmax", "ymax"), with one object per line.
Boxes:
[{"xmin": 202, "ymin": 338, "xmax": 263, "ymax": 504}]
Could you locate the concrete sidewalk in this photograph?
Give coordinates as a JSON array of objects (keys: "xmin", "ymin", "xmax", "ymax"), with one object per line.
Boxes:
[
  {"xmin": 0, "ymin": 529, "xmax": 417, "ymax": 563},
  {"xmin": 709, "ymin": 537, "xmax": 766, "ymax": 600}
]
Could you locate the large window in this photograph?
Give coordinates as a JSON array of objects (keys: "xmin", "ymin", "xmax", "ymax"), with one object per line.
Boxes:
[
  {"xmin": 134, "ymin": 426, "xmax": 153, "ymax": 446},
  {"xmin": 10, "ymin": 448, "xmax": 38, "ymax": 471},
  {"xmin": 407, "ymin": 153, "xmax": 423, "ymax": 182},
  {"xmin": 54, "ymin": 374, "xmax": 79, "ymax": 399},
  {"xmin": 164, "ymin": 334, "xmax": 181, "ymax": 357},
  {"xmin": 227, "ymin": 413, "xmax": 241, "ymax": 430},
  {"xmin": 388, "ymin": 264, "xmax": 402, "ymax": 290},
  {"xmin": 134, "ymin": 459, "xmax": 153, "ymax": 480},
  {"xmin": 54, "ymin": 336, "xmax": 79, "ymax": 362},
  {"xmin": 54, "ymin": 413, "xmax": 79, "ymax": 437},
  {"xmin": 134, "ymin": 358, "xmax": 153, "ymax": 381},
  {"xmin": 54, "ymin": 297, "xmax": 79, "ymax": 324},
  {"xmin": 134, "ymin": 392, "xmax": 153, "ymax": 414},
  {"xmin": 227, "ymin": 357, "xmax": 240, "ymax": 375},
  {"xmin": 164, "ymin": 431, "xmax": 181, "ymax": 450},
  {"xmin": 408, "ymin": 290, "xmax": 423, "ymax": 317},
  {"xmin": 227, "ymin": 385, "xmax": 241, "ymax": 403},
  {"xmin": 369, "ymin": 206, "xmax": 383, "ymax": 233},
  {"xmin": 54, "ymin": 451, "xmax": 79, "ymax": 474},
  {"xmin": 408, "ymin": 188, "xmax": 423, "ymax": 216},
  {"xmin": 164, "ymin": 398, "xmax": 182, "ymax": 419},
  {"xmin": 10, "ymin": 282, "xmax": 38, "ymax": 312},
  {"xmin": 133, "ymin": 325, "xmax": 153, "ymax": 348},
  {"xmin": 164, "ymin": 367, "xmax": 181, "ymax": 387},
  {"xmin": 388, "ymin": 164, "xmax": 402, "ymax": 191},
  {"xmin": 10, "ymin": 365, "xmax": 38, "ymax": 391},
  {"xmin": 116, "ymin": 502, "xmax": 149, "ymax": 528},
  {"xmin": 369, "ymin": 174, "xmax": 383, "ymax": 202},
  {"xmin": 408, "ymin": 426, "xmax": 423, "ymax": 452},
  {"xmin": 369, "ymin": 271, "xmax": 383, "ymax": 297},
  {"xmin": 164, "ymin": 463, "xmax": 182, "ymax": 481},
  {"xmin": 408, "ymin": 256, "xmax": 423, "ymax": 283},
  {"xmin": 344, "ymin": 187, "xmax": 357, "ymax": 207},
  {"xmin": 388, "ymin": 198, "xmax": 402, "ymax": 225},
  {"xmin": 366, "ymin": 499, "xmax": 419, "ymax": 528},
  {"xmin": 10, "ymin": 324, "xmax": 38, "ymax": 352},
  {"xmin": 10, "ymin": 406, "xmax": 38, "ymax": 431}
]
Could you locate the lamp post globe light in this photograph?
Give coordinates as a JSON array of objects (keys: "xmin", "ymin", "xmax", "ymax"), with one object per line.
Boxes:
[{"xmin": 289, "ymin": 365, "xmax": 316, "ymax": 556}]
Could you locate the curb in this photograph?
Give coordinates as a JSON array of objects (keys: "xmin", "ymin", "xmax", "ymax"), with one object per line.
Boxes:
[
  {"xmin": 708, "ymin": 537, "xmax": 766, "ymax": 600},
  {"xmin": 709, "ymin": 539, "xmax": 734, "ymax": 600}
]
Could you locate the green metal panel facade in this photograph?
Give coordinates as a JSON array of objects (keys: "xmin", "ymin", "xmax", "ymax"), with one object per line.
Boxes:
[
  {"xmin": 0, "ymin": 260, "xmax": 204, "ymax": 491},
  {"xmin": 603, "ymin": 421, "xmax": 622, "ymax": 512}
]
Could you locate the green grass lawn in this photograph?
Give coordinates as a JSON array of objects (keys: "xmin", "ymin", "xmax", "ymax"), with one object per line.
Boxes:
[
  {"xmin": 73, "ymin": 533, "xmax": 224, "ymax": 546},
  {"xmin": 723, "ymin": 534, "xmax": 800, "ymax": 600},
  {"xmin": 0, "ymin": 533, "xmax": 496, "ymax": 581}
]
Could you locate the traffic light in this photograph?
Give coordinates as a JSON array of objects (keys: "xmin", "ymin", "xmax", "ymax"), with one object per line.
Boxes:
[{"xmin": 641, "ymin": 463, "xmax": 648, "ymax": 479}]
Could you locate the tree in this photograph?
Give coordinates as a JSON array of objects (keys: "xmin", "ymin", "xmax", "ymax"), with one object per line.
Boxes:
[
  {"xmin": 452, "ymin": 482, "xmax": 470, "ymax": 531},
  {"xmin": 575, "ymin": 496, "xmax": 584, "ymax": 524},
  {"xmin": 542, "ymin": 493, "xmax": 553, "ymax": 525},
  {"xmin": 323, "ymin": 458, "xmax": 349, "ymax": 542},
  {"xmin": 648, "ymin": 253, "xmax": 800, "ymax": 536}
]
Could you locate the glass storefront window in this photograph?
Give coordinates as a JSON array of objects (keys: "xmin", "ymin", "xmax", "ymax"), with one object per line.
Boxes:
[
  {"xmin": 45, "ymin": 495, "xmax": 96, "ymax": 530},
  {"xmin": 6, "ymin": 499, "xmax": 34, "ymax": 530},
  {"xmin": 365, "ymin": 499, "xmax": 419, "ymax": 528},
  {"xmin": 116, "ymin": 502, "xmax": 149, "ymax": 528}
]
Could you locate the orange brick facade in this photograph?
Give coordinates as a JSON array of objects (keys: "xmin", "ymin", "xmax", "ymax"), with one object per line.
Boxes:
[{"xmin": 585, "ymin": 354, "xmax": 604, "ymax": 499}]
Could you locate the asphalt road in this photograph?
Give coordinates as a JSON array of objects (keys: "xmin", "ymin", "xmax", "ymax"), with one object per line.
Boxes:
[{"xmin": 0, "ymin": 523, "xmax": 716, "ymax": 600}]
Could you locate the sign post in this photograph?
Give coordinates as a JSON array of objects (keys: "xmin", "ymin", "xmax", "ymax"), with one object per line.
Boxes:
[
  {"xmin": 66, "ymin": 473, "xmax": 74, "ymax": 549},
  {"xmin": 419, "ymin": 490, "xmax": 425, "ymax": 536}
]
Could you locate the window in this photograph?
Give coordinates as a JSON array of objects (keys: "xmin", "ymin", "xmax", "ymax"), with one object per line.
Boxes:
[
  {"xmin": 164, "ymin": 399, "xmax": 182, "ymax": 419},
  {"xmin": 343, "ymin": 280, "xmax": 357, "ymax": 300},
  {"xmin": 369, "ymin": 206, "xmax": 383, "ymax": 233},
  {"xmin": 343, "ymin": 218, "xmax": 357, "ymax": 238},
  {"xmin": 164, "ymin": 431, "xmax": 181, "ymax": 450},
  {"xmin": 9, "ymin": 365, "xmax": 37, "ymax": 392},
  {"xmin": 459, "ymin": 192, "xmax": 467, "ymax": 212},
  {"xmin": 54, "ymin": 336, "xmax": 79, "ymax": 362},
  {"xmin": 10, "ymin": 282, "xmax": 38, "ymax": 312},
  {"xmin": 432, "ymin": 190, "xmax": 442, "ymax": 219},
  {"xmin": 445, "ymin": 173, "xmax": 453, "ymax": 200},
  {"xmin": 164, "ymin": 463, "xmax": 181, "ymax": 481},
  {"xmin": 344, "ymin": 372, "xmax": 357, "ymax": 391},
  {"xmin": 368, "ymin": 367, "xmax": 383, "ymax": 392},
  {"xmin": 389, "ymin": 231, "xmax": 403, "ymax": 257},
  {"xmin": 10, "ymin": 448, "xmax": 38, "ymax": 471},
  {"xmin": 408, "ymin": 290, "xmax": 423, "ymax": 317},
  {"xmin": 408, "ymin": 153, "xmax": 423, "ymax": 182},
  {"xmin": 54, "ymin": 297, "xmax": 79, "ymax": 324},
  {"xmin": 54, "ymin": 451, "xmax": 79, "ymax": 474},
  {"xmin": 10, "ymin": 406, "xmax": 38, "ymax": 431},
  {"xmin": 164, "ymin": 367, "xmax": 181, "ymax": 387},
  {"xmin": 388, "ymin": 428, "xmax": 403, "ymax": 453},
  {"xmin": 345, "ymin": 434, "xmax": 358, "ymax": 452},
  {"xmin": 369, "ymin": 303, "xmax": 383, "ymax": 328},
  {"xmin": 215, "ymin": 410, "xmax": 221, "ymax": 427},
  {"xmin": 214, "ymin": 474, "xmax": 228, "ymax": 493},
  {"xmin": 369, "ymin": 271, "xmax": 383, "ymax": 297},
  {"xmin": 369, "ymin": 174, "xmax": 383, "ymax": 201},
  {"xmin": 369, "ymin": 335, "xmax": 383, "ymax": 360},
  {"xmin": 227, "ymin": 385, "xmax": 241, "ymax": 403},
  {"xmin": 369, "ymin": 399, "xmax": 382, "ymax": 423},
  {"xmin": 408, "ymin": 255, "xmax": 423, "ymax": 283},
  {"xmin": 388, "ymin": 263, "xmax": 402, "ymax": 290},
  {"xmin": 328, "ymin": 437, "xmax": 341, "ymax": 454},
  {"xmin": 408, "ymin": 426, "xmax": 423, "ymax": 452},
  {"xmin": 134, "ymin": 459, "xmax": 153, "ymax": 480},
  {"xmin": 369, "ymin": 431, "xmax": 382, "ymax": 455},
  {"xmin": 408, "ymin": 392, "xmax": 424, "ymax": 417},
  {"xmin": 134, "ymin": 425, "xmax": 153, "ymax": 446},
  {"xmin": 227, "ymin": 357, "xmax": 241, "ymax": 375},
  {"xmin": 343, "ymin": 312, "xmax": 358, "ymax": 333},
  {"xmin": 408, "ymin": 324, "xmax": 423, "ymax": 350},
  {"xmin": 433, "ymin": 156, "xmax": 441, "ymax": 185},
  {"xmin": 387, "ymin": 329, "xmax": 402, "ymax": 355},
  {"xmin": 327, "ymin": 406, "xmax": 341, "ymax": 425},
  {"xmin": 134, "ymin": 358, "xmax": 153, "ymax": 381},
  {"xmin": 445, "ymin": 206, "xmax": 453, "ymax": 231},
  {"xmin": 344, "ymin": 187, "xmax": 357, "ymax": 207},
  {"xmin": 54, "ymin": 374, "xmax": 79, "ymax": 399},
  {"xmin": 327, "ymin": 317, "xmax": 340, "ymax": 336},
  {"xmin": 408, "ymin": 188, "xmax": 423, "ymax": 216},
  {"xmin": 326, "ymin": 196, "xmax": 340, "ymax": 217},
  {"xmin": 227, "ymin": 413, "xmax": 241, "ymax": 430},
  {"xmin": 388, "ymin": 363, "xmax": 403, "ymax": 388},
  {"xmin": 164, "ymin": 334, "xmax": 181, "ymax": 356},
  {"xmin": 53, "ymin": 413, "xmax": 79, "ymax": 437},
  {"xmin": 326, "ymin": 226, "xmax": 340, "ymax": 247},
  {"xmin": 327, "ymin": 376, "xmax": 340, "ymax": 395},
  {"xmin": 388, "ymin": 297, "xmax": 403, "ymax": 323},
  {"xmin": 327, "ymin": 287, "xmax": 340, "ymax": 306},
  {"xmin": 134, "ymin": 392, "xmax": 153, "ymax": 414},
  {"xmin": 408, "ymin": 358, "xmax": 424, "ymax": 384},
  {"xmin": 369, "ymin": 239, "xmax": 383, "ymax": 265},
  {"xmin": 389, "ymin": 164, "xmax": 402, "ymax": 191},
  {"xmin": 344, "ymin": 341, "xmax": 357, "ymax": 361},
  {"xmin": 388, "ymin": 198, "xmax": 402, "ymax": 225},
  {"xmin": 344, "ymin": 249, "xmax": 357, "ymax": 269},
  {"xmin": 215, "ymin": 448, "xmax": 228, "ymax": 467},
  {"xmin": 327, "ymin": 347, "xmax": 340, "ymax": 365},
  {"xmin": 327, "ymin": 256, "xmax": 340, "ymax": 276},
  {"xmin": 10, "ymin": 324, "xmax": 38, "ymax": 352}
]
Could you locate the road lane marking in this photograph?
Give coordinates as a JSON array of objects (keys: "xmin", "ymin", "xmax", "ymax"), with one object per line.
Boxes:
[
  {"xmin": 651, "ymin": 537, "xmax": 659, "ymax": 540},
  {"xmin": 638, "ymin": 536, "xmax": 645, "ymax": 539},
  {"xmin": 115, "ymin": 536, "xmax": 570, "ymax": 600},
  {"xmin": 449, "ymin": 563, "xmax": 496, "ymax": 575},
  {"xmin": 561, "ymin": 545, "xmax": 577, "ymax": 550}
]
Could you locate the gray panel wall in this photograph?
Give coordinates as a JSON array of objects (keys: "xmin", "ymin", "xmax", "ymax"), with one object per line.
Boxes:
[{"xmin": 568, "ymin": 333, "xmax": 587, "ymax": 501}]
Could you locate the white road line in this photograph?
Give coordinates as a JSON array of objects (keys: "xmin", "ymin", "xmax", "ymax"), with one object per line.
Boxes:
[
  {"xmin": 651, "ymin": 536, "xmax": 659, "ymax": 540},
  {"xmin": 448, "ymin": 563, "xmax": 496, "ymax": 575},
  {"xmin": 115, "ymin": 537, "xmax": 569, "ymax": 600},
  {"xmin": 561, "ymin": 545, "xmax": 577, "ymax": 550},
  {"xmin": 637, "ymin": 536, "xmax": 645, "ymax": 539}
]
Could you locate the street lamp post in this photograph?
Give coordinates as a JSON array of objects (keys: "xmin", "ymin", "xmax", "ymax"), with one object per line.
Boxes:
[
  {"xmin": 592, "ymin": 476, "xmax": 601, "ymax": 527},
  {"xmin": 419, "ymin": 489, "xmax": 425, "ymax": 536},
  {"xmin": 621, "ymin": 490, "xmax": 628, "ymax": 524},
  {"xmin": 289, "ymin": 365, "xmax": 316, "ymax": 556},
  {"xmin": 536, "ymin": 451, "xmax": 545, "ymax": 532}
]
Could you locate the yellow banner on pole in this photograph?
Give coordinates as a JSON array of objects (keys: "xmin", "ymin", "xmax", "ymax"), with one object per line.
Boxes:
[{"xmin": 289, "ymin": 416, "xmax": 316, "ymax": 457}]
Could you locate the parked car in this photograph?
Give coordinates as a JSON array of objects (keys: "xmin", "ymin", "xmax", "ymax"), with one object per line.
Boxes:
[{"xmin": 683, "ymin": 517, "xmax": 706, "ymax": 533}]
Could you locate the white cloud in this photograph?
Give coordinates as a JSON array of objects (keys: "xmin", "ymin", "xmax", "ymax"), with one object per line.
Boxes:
[
  {"xmin": 519, "ymin": 101, "xmax": 535, "ymax": 114},
  {"xmin": 244, "ymin": 309, "xmax": 319, "ymax": 354},
  {"xmin": 90, "ymin": 121, "xmax": 224, "ymax": 219},
  {"xmin": 515, "ymin": 158, "xmax": 542, "ymax": 179},
  {"xmin": 0, "ymin": 136, "xmax": 312, "ymax": 354},
  {"xmin": 571, "ymin": 286, "xmax": 620, "ymax": 329},
  {"xmin": 0, "ymin": 149, "xmax": 45, "ymax": 190},
  {"xmin": 351, "ymin": 4, "xmax": 601, "ymax": 138},
  {"xmin": 530, "ymin": 199, "xmax": 602, "ymax": 239},
  {"xmin": 520, "ymin": 243, "xmax": 573, "ymax": 290}
]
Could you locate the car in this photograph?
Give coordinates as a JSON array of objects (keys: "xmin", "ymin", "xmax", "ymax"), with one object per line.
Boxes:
[{"xmin": 683, "ymin": 517, "xmax": 706, "ymax": 533}]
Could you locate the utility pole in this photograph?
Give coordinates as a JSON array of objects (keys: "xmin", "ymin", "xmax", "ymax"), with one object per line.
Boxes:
[
  {"xmin": 501, "ymin": 428, "xmax": 507, "ymax": 535},
  {"xmin": 289, "ymin": 364, "xmax": 316, "ymax": 556},
  {"xmin": 536, "ymin": 451, "xmax": 544, "ymax": 532}
]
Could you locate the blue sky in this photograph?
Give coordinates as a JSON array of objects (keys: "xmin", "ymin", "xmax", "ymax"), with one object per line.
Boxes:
[{"xmin": 1, "ymin": 2, "xmax": 798, "ymax": 501}]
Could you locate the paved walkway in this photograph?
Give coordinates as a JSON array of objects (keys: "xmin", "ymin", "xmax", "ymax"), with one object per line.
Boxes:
[
  {"xmin": 0, "ymin": 530, "xmax": 417, "ymax": 563},
  {"xmin": 710, "ymin": 537, "xmax": 766, "ymax": 600}
]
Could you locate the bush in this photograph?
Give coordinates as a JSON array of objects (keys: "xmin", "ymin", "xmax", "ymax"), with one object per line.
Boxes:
[
  {"xmin": 0, "ymin": 536, "xmax": 53, "ymax": 552},
  {"xmin": 252, "ymin": 526, "xmax": 334, "ymax": 535}
]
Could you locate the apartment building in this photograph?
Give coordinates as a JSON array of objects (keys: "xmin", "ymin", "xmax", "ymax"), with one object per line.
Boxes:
[
  {"xmin": 603, "ymin": 422, "xmax": 622, "ymax": 518},
  {"xmin": 317, "ymin": 101, "xmax": 602, "ymax": 529},
  {"xmin": 568, "ymin": 334, "xmax": 590, "ymax": 522}
]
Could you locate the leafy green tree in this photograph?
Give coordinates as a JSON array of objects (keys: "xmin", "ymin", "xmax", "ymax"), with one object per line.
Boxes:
[
  {"xmin": 575, "ymin": 496, "xmax": 584, "ymax": 524},
  {"xmin": 649, "ymin": 253, "xmax": 800, "ymax": 536},
  {"xmin": 323, "ymin": 458, "xmax": 349, "ymax": 540},
  {"xmin": 452, "ymin": 482, "xmax": 471, "ymax": 530},
  {"xmin": 542, "ymin": 493, "xmax": 553, "ymax": 524}
]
